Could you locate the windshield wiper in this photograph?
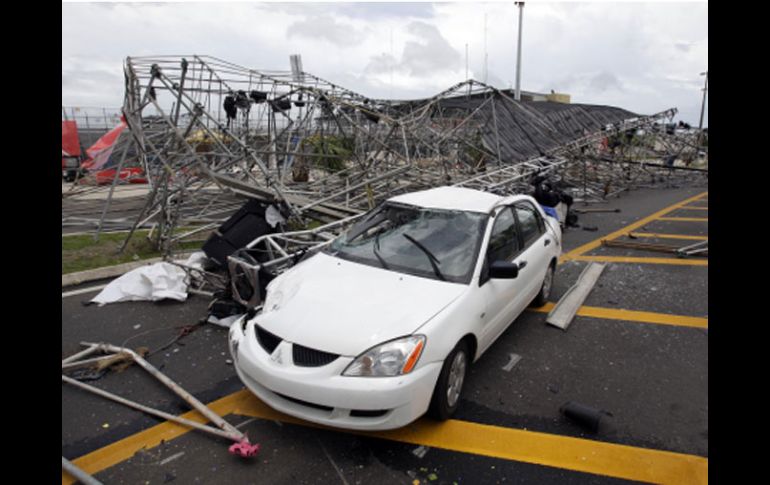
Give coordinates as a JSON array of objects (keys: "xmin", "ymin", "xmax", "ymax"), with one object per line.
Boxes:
[
  {"xmin": 403, "ymin": 233, "xmax": 445, "ymax": 281},
  {"xmin": 373, "ymin": 231, "xmax": 390, "ymax": 270}
]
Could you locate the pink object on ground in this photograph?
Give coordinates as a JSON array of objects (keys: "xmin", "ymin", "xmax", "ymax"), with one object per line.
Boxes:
[{"xmin": 228, "ymin": 439, "xmax": 261, "ymax": 458}]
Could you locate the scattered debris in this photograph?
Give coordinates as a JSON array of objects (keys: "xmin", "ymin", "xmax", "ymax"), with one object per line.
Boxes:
[
  {"xmin": 412, "ymin": 445, "xmax": 430, "ymax": 459},
  {"xmin": 601, "ymin": 238, "xmax": 707, "ymax": 257},
  {"xmin": 158, "ymin": 451, "xmax": 185, "ymax": 466},
  {"xmin": 501, "ymin": 353, "xmax": 522, "ymax": 372},
  {"xmin": 560, "ymin": 401, "xmax": 613, "ymax": 433},
  {"xmin": 70, "ymin": 55, "xmax": 705, "ymax": 271},
  {"xmin": 547, "ymin": 262, "xmax": 606, "ymax": 330},
  {"xmin": 602, "ymin": 239, "xmax": 682, "ymax": 254},
  {"xmin": 62, "ymin": 342, "xmax": 260, "ymax": 458},
  {"xmin": 676, "ymin": 239, "xmax": 708, "ymax": 257}
]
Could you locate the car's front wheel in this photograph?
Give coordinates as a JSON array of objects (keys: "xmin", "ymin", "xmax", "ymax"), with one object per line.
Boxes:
[{"xmin": 428, "ymin": 341, "xmax": 469, "ymax": 421}]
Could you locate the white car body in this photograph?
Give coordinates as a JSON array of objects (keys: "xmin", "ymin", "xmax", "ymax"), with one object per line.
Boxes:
[{"xmin": 229, "ymin": 186, "xmax": 562, "ymax": 430}]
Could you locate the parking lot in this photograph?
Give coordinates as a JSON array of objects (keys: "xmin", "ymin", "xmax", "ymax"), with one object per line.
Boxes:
[{"xmin": 62, "ymin": 187, "xmax": 708, "ymax": 484}]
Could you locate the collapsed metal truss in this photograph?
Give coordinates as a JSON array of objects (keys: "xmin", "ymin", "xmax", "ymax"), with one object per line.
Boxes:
[{"xmin": 62, "ymin": 55, "xmax": 707, "ymax": 260}]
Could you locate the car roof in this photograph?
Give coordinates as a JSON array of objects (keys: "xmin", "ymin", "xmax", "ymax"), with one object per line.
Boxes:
[{"xmin": 387, "ymin": 186, "xmax": 508, "ymax": 213}]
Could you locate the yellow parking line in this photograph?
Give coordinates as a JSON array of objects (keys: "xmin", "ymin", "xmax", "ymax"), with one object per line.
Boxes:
[
  {"xmin": 629, "ymin": 233, "xmax": 708, "ymax": 241},
  {"xmin": 65, "ymin": 390, "xmax": 708, "ymax": 485},
  {"xmin": 375, "ymin": 418, "xmax": 708, "ymax": 485},
  {"xmin": 657, "ymin": 217, "xmax": 708, "ymax": 222},
  {"xmin": 568, "ymin": 255, "xmax": 708, "ymax": 266},
  {"xmin": 531, "ymin": 303, "xmax": 708, "ymax": 329},
  {"xmin": 563, "ymin": 192, "xmax": 708, "ymax": 259},
  {"xmin": 678, "ymin": 206, "xmax": 708, "ymax": 211}
]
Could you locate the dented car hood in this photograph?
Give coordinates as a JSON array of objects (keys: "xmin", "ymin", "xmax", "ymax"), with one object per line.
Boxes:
[{"xmin": 254, "ymin": 252, "xmax": 467, "ymax": 357}]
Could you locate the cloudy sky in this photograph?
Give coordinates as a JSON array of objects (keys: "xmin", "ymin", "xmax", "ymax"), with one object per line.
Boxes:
[{"xmin": 62, "ymin": 1, "xmax": 708, "ymax": 125}]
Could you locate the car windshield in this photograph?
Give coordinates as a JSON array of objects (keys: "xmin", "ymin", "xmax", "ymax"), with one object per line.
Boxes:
[{"xmin": 325, "ymin": 203, "xmax": 488, "ymax": 284}]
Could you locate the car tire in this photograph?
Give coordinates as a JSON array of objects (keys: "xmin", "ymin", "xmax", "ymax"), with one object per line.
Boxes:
[
  {"xmin": 531, "ymin": 262, "xmax": 555, "ymax": 308},
  {"xmin": 428, "ymin": 341, "xmax": 469, "ymax": 421}
]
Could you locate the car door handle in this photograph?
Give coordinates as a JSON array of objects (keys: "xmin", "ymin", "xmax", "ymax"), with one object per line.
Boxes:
[
  {"xmin": 517, "ymin": 260, "xmax": 528, "ymax": 270},
  {"xmin": 544, "ymin": 239, "xmax": 551, "ymax": 247}
]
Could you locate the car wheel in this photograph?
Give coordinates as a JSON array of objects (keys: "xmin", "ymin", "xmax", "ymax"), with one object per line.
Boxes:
[
  {"xmin": 428, "ymin": 341, "xmax": 469, "ymax": 421},
  {"xmin": 531, "ymin": 262, "xmax": 555, "ymax": 307}
]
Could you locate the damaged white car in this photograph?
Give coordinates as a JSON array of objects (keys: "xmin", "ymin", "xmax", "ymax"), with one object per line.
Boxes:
[{"xmin": 228, "ymin": 186, "xmax": 561, "ymax": 430}]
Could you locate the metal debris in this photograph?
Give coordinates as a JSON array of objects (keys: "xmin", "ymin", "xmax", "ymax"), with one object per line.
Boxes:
[
  {"xmin": 62, "ymin": 342, "xmax": 260, "ymax": 458},
  {"xmin": 547, "ymin": 262, "xmax": 606, "ymax": 330}
]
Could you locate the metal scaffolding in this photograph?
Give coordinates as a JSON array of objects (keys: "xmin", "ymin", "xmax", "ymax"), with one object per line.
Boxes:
[{"xmin": 63, "ymin": 55, "xmax": 707, "ymax": 264}]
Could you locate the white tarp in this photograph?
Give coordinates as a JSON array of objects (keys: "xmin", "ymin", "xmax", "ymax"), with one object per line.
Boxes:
[{"xmin": 90, "ymin": 262, "xmax": 189, "ymax": 306}]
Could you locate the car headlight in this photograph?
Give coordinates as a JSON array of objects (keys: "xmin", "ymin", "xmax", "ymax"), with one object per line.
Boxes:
[{"xmin": 343, "ymin": 335, "xmax": 426, "ymax": 377}]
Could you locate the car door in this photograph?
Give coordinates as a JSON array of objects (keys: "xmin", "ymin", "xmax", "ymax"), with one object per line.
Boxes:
[
  {"xmin": 512, "ymin": 201, "xmax": 552, "ymax": 303},
  {"xmin": 476, "ymin": 206, "xmax": 531, "ymax": 354}
]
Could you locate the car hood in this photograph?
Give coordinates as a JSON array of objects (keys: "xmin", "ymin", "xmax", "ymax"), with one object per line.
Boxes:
[{"xmin": 255, "ymin": 252, "xmax": 467, "ymax": 357}]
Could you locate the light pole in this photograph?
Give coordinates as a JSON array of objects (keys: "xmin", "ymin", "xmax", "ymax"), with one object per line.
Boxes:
[
  {"xmin": 514, "ymin": 2, "xmax": 524, "ymax": 101},
  {"xmin": 697, "ymin": 70, "xmax": 708, "ymax": 146}
]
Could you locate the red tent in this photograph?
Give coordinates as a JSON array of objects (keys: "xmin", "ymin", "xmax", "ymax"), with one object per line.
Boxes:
[
  {"xmin": 81, "ymin": 120, "xmax": 128, "ymax": 171},
  {"xmin": 62, "ymin": 120, "xmax": 81, "ymax": 166}
]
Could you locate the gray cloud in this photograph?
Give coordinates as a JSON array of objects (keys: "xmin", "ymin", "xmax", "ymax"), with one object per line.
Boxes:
[
  {"xmin": 286, "ymin": 15, "xmax": 365, "ymax": 47},
  {"xmin": 363, "ymin": 21, "xmax": 461, "ymax": 79},
  {"xmin": 337, "ymin": 2, "xmax": 434, "ymax": 19},
  {"xmin": 588, "ymin": 72, "xmax": 624, "ymax": 93},
  {"xmin": 400, "ymin": 21, "xmax": 461, "ymax": 76},
  {"xmin": 364, "ymin": 53, "xmax": 398, "ymax": 75}
]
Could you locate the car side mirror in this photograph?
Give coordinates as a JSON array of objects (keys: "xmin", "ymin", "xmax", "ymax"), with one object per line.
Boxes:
[{"xmin": 489, "ymin": 260, "xmax": 519, "ymax": 279}]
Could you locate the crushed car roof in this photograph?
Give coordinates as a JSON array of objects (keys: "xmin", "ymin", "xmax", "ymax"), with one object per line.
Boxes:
[{"xmin": 387, "ymin": 186, "xmax": 505, "ymax": 213}]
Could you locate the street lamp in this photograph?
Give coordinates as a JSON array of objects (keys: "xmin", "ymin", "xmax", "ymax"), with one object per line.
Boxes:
[
  {"xmin": 514, "ymin": 2, "xmax": 524, "ymax": 101},
  {"xmin": 697, "ymin": 70, "xmax": 708, "ymax": 146}
]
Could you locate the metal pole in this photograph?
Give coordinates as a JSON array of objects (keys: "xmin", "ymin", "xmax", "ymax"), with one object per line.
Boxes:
[
  {"xmin": 697, "ymin": 70, "xmax": 708, "ymax": 146},
  {"xmin": 62, "ymin": 456, "xmax": 104, "ymax": 485},
  {"xmin": 514, "ymin": 2, "xmax": 524, "ymax": 101}
]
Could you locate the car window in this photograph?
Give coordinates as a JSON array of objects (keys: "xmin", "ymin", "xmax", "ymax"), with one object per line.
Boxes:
[
  {"xmin": 514, "ymin": 202, "xmax": 544, "ymax": 248},
  {"xmin": 326, "ymin": 203, "xmax": 488, "ymax": 284},
  {"xmin": 487, "ymin": 207, "xmax": 519, "ymax": 262}
]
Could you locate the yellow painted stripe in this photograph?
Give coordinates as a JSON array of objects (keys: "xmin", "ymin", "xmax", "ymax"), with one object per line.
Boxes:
[
  {"xmin": 564, "ymin": 192, "xmax": 708, "ymax": 259},
  {"xmin": 373, "ymin": 418, "xmax": 708, "ymax": 485},
  {"xmin": 67, "ymin": 390, "xmax": 708, "ymax": 485},
  {"xmin": 531, "ymin": 303, "xmax": 708, "ymax": 329},
  {"xmin": 630, "ymin": 233, "xmax": 708, "ymax": 241},
  {"xmin": 657, "ymin": 217, "xmax": 708, "ymax": 222},
  {"xmin": 567, "ymin": 255, "xmax": 708, "ymax": 266},
  {"xmin": 678, "ymin": 206, "xmax": 708, "ymax": 211}
]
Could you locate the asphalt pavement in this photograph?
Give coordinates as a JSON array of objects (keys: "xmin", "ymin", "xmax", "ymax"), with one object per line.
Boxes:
[{"xmin": 62, "ymin": 186, "xmax": 708, "ymax": 484}]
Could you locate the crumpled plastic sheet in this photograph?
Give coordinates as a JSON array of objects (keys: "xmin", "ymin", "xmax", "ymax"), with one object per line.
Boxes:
[{"xmin": 90, "ymin": 261, "xmax": 190, "ymax": 306}]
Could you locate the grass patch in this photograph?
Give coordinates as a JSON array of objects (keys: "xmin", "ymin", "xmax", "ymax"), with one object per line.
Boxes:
[{"xmin": 62, "ymin": 230, "xmax": 204, "ymax": 275}]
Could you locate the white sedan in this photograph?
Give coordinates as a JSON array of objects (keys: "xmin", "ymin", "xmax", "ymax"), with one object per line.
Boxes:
[{"xmin": 229, "ymin": 186, "xmax": 561, "ymax": 430}]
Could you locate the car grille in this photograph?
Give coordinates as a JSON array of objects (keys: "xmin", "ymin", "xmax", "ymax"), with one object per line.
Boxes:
[
  {"xmin": 254, "ymin": 325, "xmax": 282, "ymax": 354},
  {"xmin": 292, "ymin": 343, "xmax": 339, "ymax": 367}
]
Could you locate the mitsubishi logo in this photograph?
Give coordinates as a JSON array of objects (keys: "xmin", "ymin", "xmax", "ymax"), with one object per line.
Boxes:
[{"xmin": 271, "ymin": 346, "xmax": 284, "ymax": 365}]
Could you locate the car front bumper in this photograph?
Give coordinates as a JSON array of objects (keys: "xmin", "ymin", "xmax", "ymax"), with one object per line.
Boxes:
[{"xmin": 229, "ymin": 318, "xmax": 443, "ymax": 431}]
